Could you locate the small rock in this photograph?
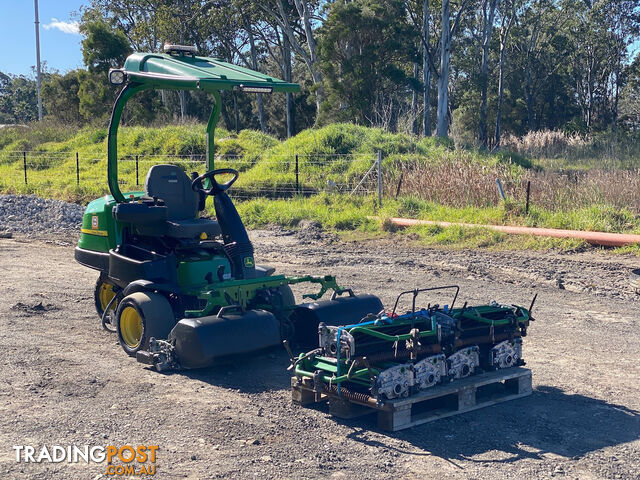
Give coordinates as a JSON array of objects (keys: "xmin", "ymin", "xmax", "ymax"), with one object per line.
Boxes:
[{"xmin": 259, "ymin": 455, "xmax": 272, "ymax": 462}]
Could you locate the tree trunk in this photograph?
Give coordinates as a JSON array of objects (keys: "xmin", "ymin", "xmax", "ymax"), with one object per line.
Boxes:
[
  {"xmin": 273, "ymin": 0, "xmax": 323, "ymax": 115},
  {"xmin": 479, "ymin": 0, "xmax": 499, "ymax": 148},
  {"xmin": 495, "ymin": 2, "xmax": 514, "ymax": 147},
  {"xmin": 245, "ymin": 16, "xmax": 266, "ymax": 132},
  {"xmin": 422, "ymin": 0, "xmax": 431, "ymax": 136},
  {"xmin": 283, "ymin": 34, "xmax": 295, "ymax": 138},
  {"xmin": 178, "ymin": 91, "xmax": 186, "ymax": 122},
  {"xmin": 412, "ymin": 62, "xmax": 419, "ymax": 134},
  {"xmin": 525, "ymin": 66, "xmax": 535, "ymax": 131},
  {"xmin": 437, "ymin": 0, "xmax": 451, "ymax": 137},
  {"xmin": 233, "ymin": 90, "xmax": 239, "ymax": 134}
]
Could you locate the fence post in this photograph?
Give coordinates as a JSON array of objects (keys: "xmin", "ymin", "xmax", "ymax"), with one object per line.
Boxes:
[
  {"xmin": 23, "ymin": 151, "xmax": 27, "ymax": 185},
  {"xmin": 496, "ymin": 178, "xmax": 506, "ymax": 201},
  {"xmin": 295, "ymin": 155, "xmax": 299, "ymax": 195},
  {"xmin": 136, "ymin": 155, "xmax": 139, "ymax": 186},
  {"xmin": 395, "ymin": 172, "xmax": 404, "ymax": 199},
  {"xmin": 525, "ymin": 180, "xmax": 531, "ymax": 214},
  {"xmin": 76, "ymin": 152, "xmax": 80, "ymax": 186},
  {"xmin": 377, "ymin": 150, "xmax": 382, "ymax": 207}
]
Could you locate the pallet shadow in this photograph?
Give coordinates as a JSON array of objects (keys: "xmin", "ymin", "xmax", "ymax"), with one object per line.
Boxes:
[{"xmin": 345, "ymin": 385, "xmax": 640, "ymax": 462}]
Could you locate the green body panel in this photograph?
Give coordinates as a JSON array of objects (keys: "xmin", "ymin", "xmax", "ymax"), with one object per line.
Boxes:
[
  {"xmin": 177, "ymin": 252, "xmax": 232, "ymax": 288},
  {"xmin": 78, "ymin": 191, "xmax": 145, "ymax": 252}
]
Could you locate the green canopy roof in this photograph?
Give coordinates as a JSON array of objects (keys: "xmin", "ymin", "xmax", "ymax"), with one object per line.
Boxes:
[{"xmin": 122, "ymin": 52, "xmax": 300, "ymax": 93}]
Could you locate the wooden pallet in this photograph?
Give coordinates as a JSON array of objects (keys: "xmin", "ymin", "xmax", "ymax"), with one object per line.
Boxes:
[{"xmin": 292, "ymin": 367, "xmax": 532, "ymax": 432}]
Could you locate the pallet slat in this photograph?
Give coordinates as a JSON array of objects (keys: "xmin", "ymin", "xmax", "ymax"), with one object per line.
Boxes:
[{"xmin": 292, "ymin": 367, "xmax": 533, "ymax": 432}]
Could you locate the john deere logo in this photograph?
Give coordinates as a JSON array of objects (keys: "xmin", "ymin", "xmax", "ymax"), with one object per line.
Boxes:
[{"xmin": 244, "ymin": 257, "xmax": 255, "ymax": 268}]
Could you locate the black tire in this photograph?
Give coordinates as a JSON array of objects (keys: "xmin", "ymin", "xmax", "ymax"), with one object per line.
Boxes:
[
  {"xmin": 94, "ymin": 274, "xmax": 118, "ymax": 318},
  {"xmin": 115, "ymin": 292, "xmax": 176, "ymax": 356}
]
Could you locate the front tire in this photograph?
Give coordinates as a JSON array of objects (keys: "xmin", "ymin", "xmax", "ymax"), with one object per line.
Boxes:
[{"xmin": 115, "ymin": 292, "xmax": 176, "ymax": 356}]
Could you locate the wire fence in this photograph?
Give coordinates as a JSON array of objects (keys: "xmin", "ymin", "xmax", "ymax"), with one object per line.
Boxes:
[{"xmin": 0, "ymin": 150, "xmax": 383, "ymax": 202}]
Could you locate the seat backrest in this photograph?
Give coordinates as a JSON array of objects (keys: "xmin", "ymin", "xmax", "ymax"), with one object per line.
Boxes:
[{"xmin": 145, "ymin": 165, "xmax": 198, "ymax": 220}]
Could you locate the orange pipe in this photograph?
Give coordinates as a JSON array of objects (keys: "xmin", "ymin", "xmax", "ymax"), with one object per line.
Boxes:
[{"xmin": 383, "ymin": 217, "xmax": 640, "ymax": 247}]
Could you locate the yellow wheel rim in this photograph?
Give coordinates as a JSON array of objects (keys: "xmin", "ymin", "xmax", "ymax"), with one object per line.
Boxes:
[
  {"xmin": 120, "ymin": 306, "xmax": 143, "ymax": 348},
  {"xmin": 99, "ymin": 282, "xmax": 116, "ymax": 312}
]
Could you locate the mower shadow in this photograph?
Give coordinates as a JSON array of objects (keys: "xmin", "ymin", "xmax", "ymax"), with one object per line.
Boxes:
[
  {"xmin": 168, "ymin": 348, "xmax": 293, "ymax": 394},
  {"xmin": 344, "ymin": 385, "xmax": 640, "ymax": 463}
]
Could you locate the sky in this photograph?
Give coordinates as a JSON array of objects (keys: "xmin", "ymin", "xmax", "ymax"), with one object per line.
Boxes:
[
  {"xmin": 0, "ymin": 0, "xmax": 87, "ymax": 76},
  {"xmin": 0, "ymin": 1, "xmax": 638, "ymax": 78}
]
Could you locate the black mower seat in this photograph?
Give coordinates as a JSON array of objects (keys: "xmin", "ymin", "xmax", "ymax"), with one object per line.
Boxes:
[{"xmin": 145, "ymin": 164, "xmax": 220, "ymax": 239}]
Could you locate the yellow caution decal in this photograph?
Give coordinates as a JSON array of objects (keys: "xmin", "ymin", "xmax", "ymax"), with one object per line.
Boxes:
[{"xmin": 81, "ymin": 228, "xmax": 109, "ymax": 237}]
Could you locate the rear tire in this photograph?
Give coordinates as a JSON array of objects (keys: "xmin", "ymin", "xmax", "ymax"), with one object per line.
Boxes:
[
  {"xmin": 94, "ymin": 274, "xmax": 117, "ymax": 318},
  {"xmin": 115, "ymin": 292, "xmax": 176, "ymax": 356}
]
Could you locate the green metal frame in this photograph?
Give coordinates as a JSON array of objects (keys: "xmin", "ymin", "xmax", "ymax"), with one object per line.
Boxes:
[{"xmin": 106, "ymin": 51, "xmax": 300, "ymax": 203}]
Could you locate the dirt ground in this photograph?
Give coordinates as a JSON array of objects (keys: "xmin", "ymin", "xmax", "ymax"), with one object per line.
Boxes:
[{"xmin": 1, "ymin": 227, "xmax": 639, "ymax": 479}]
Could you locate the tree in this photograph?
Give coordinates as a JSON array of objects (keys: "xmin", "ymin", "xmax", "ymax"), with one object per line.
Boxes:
[
  {"xmin": 262, "ymin": 0, "xmax": 324, "ymax": 116},
  {"xmin": 42, "ymin": 71, "xmax": 82, "ymax": 125},
  {"xmin": 0, "ymin": 73, "xmax": 41, "ymax": 124},
  {"xmin": 478, "ymin": 0, "xmax": 499, "ymax": 147},
  {"xmin": 81, "ymin": 17, "xmax": 132, "ymax": 73},
  {"xmin": 494, "ymin": 0, "xmax": 518, "ymax": 146},
  {"xmin": 437, "ymin": 0, "xmax": 472, "ymax": 137},
  {"xmin": 318, "ymin": 0, "xmax": 418, "ymax": 128}
]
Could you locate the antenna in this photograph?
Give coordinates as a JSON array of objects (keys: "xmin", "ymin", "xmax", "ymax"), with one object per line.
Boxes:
[{"xmin": 34, "ymin": 0, "xmax": 43, "ymax": 121}]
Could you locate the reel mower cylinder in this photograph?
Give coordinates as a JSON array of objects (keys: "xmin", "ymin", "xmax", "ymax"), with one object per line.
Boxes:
[{"xmin": 291, "ymin": 294, "xmax": 383, "ymax": 348}]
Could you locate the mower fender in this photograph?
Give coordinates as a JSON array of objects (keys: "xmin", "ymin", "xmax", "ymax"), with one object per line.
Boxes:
[
  {"xmin": 169, "ymin": 309, "xmax": 281, "ymax": 368},
  {"xmin": 291, "ymin": 293, "xmax": 384, "ymax": 349},
  {"xmin": 122, "ymin": 279, "xmax": 181, "ymax": 298}
]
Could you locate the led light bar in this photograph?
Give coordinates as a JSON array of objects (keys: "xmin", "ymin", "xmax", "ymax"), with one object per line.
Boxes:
[
  {"xmin": 163, "ymin": 44, "xmax": 198, "ymax": 55},
  {"xmin": 108, "ymin": 69, "xmax": 126, "ymax": 85},
  {"xmin": 236, "ymin": 85, "xmax": 273, "ymax": 94}
]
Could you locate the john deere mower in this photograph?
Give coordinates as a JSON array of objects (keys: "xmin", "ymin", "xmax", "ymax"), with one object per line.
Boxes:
[{"xmin": 75, "ymin": 45, "xmax": 382, "ymax": 370}]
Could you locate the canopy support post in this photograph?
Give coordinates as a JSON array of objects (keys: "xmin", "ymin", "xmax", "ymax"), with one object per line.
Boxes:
[{"xmin": 108, "ymin": 82, "xmax": 150, "ymax": 203}]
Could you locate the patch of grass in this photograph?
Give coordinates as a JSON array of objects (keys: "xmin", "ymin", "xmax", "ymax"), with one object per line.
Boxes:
[{"xmin": 233, "ymin": 195, "xmax": 640, "ymax": 253}]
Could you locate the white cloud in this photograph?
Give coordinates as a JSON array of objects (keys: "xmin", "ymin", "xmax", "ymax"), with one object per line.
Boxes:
[{"xmin": 42, "ymin": 18, "xmax": 80, "ymax": 35}]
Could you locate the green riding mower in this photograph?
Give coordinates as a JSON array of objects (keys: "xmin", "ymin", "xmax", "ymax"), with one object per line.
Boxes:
[{"xmin": 75, "ymin": 45, "xmax": 382, "ymax": 370}]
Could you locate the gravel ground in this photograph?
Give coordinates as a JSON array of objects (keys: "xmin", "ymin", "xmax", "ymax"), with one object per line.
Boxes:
[
  {"xmin": 0, "ymin": 195, "xmax": 84, "ymax": 237},
  {"xmin": 0, "ymin": 197, "xmax": 639, "ymax": 479}
]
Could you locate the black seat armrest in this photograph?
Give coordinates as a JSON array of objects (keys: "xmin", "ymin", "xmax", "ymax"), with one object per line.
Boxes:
[{"xmin": 113, "ymin": 202, "xmax": 168, "ymax": 224}]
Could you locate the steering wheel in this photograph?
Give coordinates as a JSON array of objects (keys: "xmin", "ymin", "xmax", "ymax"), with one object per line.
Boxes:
[{"xmin": 191, "ymin": 168, "xmax": 239, "ymax": 196}]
